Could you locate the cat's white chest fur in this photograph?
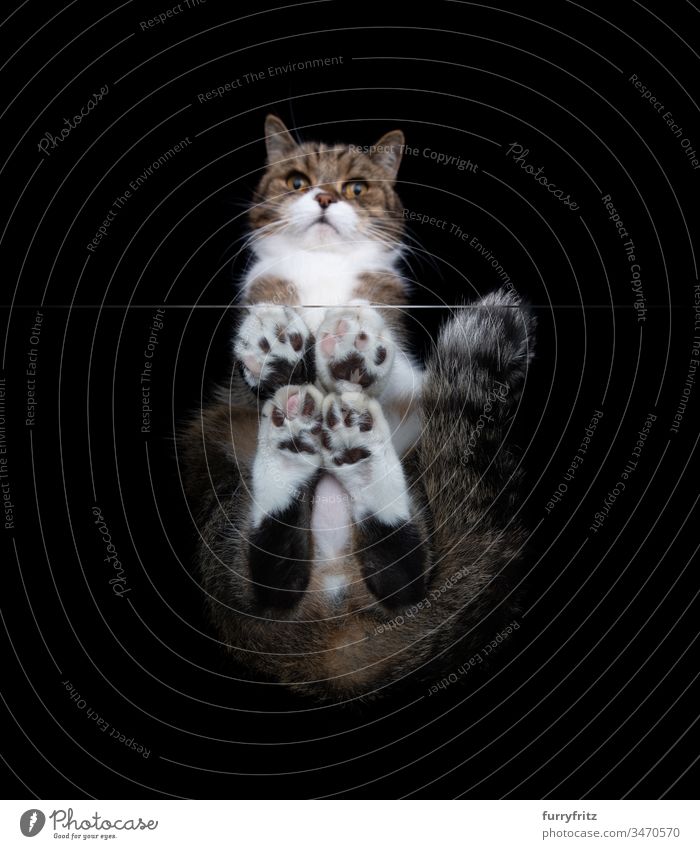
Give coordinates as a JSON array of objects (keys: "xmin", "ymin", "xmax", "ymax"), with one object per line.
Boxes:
[
  {"xmin": 244, "ymin": 234, "xmax": 422, "ymax": 573},
  {"xmin": 243, "ymin": 238, "xmax": 398, "ymax": 331}
]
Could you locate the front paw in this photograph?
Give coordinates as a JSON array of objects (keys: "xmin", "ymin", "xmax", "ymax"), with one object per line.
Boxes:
[
  {"xmin": 234, "ymin": 305, "xmax": 313, "ymax": 396},
  {"xmin": 314, "ymin": 306, "xmax": 394, "ymax": 396}
]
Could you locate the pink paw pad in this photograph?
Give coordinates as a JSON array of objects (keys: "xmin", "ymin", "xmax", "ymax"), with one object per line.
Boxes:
[
  {"xmin": 243, "ymin": 355, "xmax": 262, "ymax": 376},
  {"xmin": 354, "ymin": 332, "xmax": 370, "ymax": 351},
  {"xmin": 320, "ymin": 333, "xmax": 336, "ymax": 357},
  {"xmin": 285, "ymin": 392, "xmax": 301, "ymax": 417},
  {"xmin": 320, "ymin": 320, "xmax": 351, "ymax": 357}
]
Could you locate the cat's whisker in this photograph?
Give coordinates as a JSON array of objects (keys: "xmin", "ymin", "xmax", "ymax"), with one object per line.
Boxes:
[
  {"xmin": 179, "ymin": 115, "xmax": 534, "ymax": 701},
  {"xmin": 368, "ymin": 220, "xmax": 443, "ymax": 285}
]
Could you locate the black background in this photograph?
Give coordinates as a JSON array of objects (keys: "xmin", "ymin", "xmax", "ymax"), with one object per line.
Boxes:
[{"xmin": 1, "ymin": 0, "xmax": 698, "ymax": 798}]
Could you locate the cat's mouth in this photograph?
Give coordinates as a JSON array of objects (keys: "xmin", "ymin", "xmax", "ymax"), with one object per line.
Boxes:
[{"xmin": 309, "ymin": 215, "xmax": 338, "ymax": 234}]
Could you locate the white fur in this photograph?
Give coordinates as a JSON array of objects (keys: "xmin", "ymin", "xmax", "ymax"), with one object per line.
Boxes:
[
  {"xmin": 315, "ymin": 304, "xmax": 395, "ymax": 397},
  {"xmin": 243, "ymin": 191, "xmax": 423, "ymax": 453},
  {"xmin": 310, "ymin": 474, "xmax": 353, "ymax": 563},
  {"xmin": 251, "ymin": 444, "xmax": 318, "ymax": 528},
  {"xmin": 244, "ymin": 188, "xmax": 401, "ymax": 331},
  {"xmin": 243, "ymin": 188, "xmax": 420, "ymax": 566},
  {"xmin": 321, "ymin": 392, "xmax": 411, "ymax": 525},
  {"xmin": 245, "ymin": 241, "xmax": 398, "ymax": 332},
  {"xmin": 250, "ymin": 385, "xmax": 323, "ymax": 527},
  {"xmin": 321, "ymin": 573, "xmax": 349, "ymax": 599},
  {"xmin": 233, "ymin": 305, "xmax": 310, "ymax": 389},
  {"xmin": 378, "ymin": 353, "xmax": 424, "ymax": 457}
]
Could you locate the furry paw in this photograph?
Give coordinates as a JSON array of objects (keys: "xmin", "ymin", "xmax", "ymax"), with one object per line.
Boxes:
[
  {"xmin": 234, "ymin": 305, "xmax": 313, "ymax": 396},
  {"xmin": 321, "ymin": 392, "xmax": 409, "ymax": 522},
  {"xmin": 252, "ymin": 384, "xmax": 324, "ymax": 525},
  {"xmin": 260, "ymin": 384, "xmax": 324, "ymax": 461},
  {"xmin": 315, "ymin": 306, "xmax": 394, "ymax": 396},
  {"xmin": 321, "ymin": 391, "xmax": 384, "ymax": 468}
]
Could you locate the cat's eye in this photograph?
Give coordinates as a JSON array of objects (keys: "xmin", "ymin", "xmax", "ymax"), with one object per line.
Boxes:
[
  {"xmin": 286, "ymin": 172, "xmax": 310, "ymax": 191},
  {"xmin": 342, "ymin": 180, "xmax": 368, "ymax": 199}
]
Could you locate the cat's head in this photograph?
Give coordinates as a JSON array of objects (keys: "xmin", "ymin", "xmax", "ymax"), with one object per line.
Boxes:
[{"xmin": 249, "ymin": 115, "xmax": 405, "ymax": 253}]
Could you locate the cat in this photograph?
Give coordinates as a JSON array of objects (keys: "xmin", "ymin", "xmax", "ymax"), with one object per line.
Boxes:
[{"xmin": 179, "ymin": 115, "xmax": 535, "ymax": 701}]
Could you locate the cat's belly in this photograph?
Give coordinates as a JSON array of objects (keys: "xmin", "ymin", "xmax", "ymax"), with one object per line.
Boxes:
[
  {"xmin": 246, "ymin": 249, "xmax": 384, "ymax": 332},
  {"xmin": 310, "ymin": 474, "xmax": 352, "ymax": 562}
]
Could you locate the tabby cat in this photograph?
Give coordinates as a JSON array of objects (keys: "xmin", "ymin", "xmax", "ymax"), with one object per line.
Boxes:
[{"xmin": 180, "ymin": 115, "xmax": 535, "ymax": 700}]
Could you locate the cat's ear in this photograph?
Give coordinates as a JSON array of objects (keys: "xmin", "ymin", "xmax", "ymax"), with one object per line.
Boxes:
[
  {"xmin": 264, "ymin": 114, "xmax": 298, "ymax": 163},
  {"xmin": 369, "ymin": 130, "xmax": 405, "ymax": 179}
]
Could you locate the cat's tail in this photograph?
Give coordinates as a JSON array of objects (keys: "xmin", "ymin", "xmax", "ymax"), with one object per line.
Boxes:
[{"xmin": 416, "ymin": 286, "xmax": 535, "ymax": 648}]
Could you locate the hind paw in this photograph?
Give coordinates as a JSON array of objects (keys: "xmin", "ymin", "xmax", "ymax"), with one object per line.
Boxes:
[
  {"xmin": 251, "ymin": 384, "xmax": 324, "ymax": 525},
  {"xmin": 261, "ymin": 384, "xmax": 324, "ymax": 461},
  {"xmin": 321, "ymin": 392, "xmax": 409, "ymax": 522},
  {"xmin": 320, "ymin": 391, "xmax": 387, "ymax": 468}
]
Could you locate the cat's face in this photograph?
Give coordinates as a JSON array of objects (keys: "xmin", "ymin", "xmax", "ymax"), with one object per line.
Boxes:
[{"xmin": 249, "ymin": 115, "xmax": 405, "ymax": 252}]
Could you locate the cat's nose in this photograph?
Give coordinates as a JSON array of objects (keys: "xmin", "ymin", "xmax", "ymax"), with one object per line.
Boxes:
[{"xmin": 315, "ymin": 192, "xmax": 337, "ymax": 209}]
